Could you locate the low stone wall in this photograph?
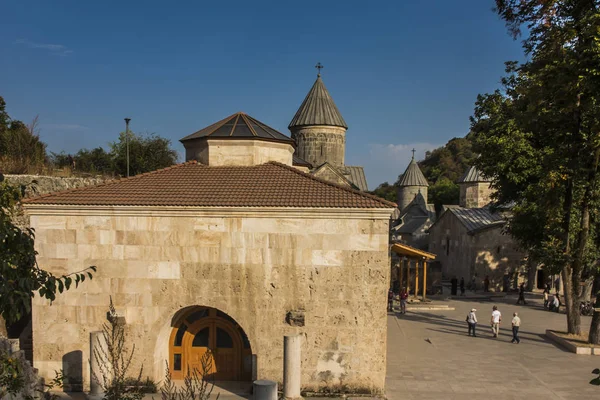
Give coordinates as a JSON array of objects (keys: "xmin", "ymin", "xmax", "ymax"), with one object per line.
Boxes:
[
  {"xmin": 4, "ymin": 174, "xmax": 108, "ymax": 227},
  {"xmin": 545, "ymin": 330, "xmax": 600, "ymax": 355},
  {"xmin": 5, "ymin": 174, "xmax": 108, "ymax": 198}
]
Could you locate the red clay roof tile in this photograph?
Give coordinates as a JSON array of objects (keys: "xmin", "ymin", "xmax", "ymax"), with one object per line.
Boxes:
[{"xmin": 23, "ymin": 161, "xmax": 396, "ymax": 209}]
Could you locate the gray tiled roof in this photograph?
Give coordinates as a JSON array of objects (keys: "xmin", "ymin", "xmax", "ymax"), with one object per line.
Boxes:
[
  {"xmin": 395, "ymin": 216, "xmax": 429, "ymax": 234},
  {"xmin": 447, "ymin": 207, "xmax": 505, "ymax": 234},
  {"xmin": 181, "ymin": 112, "xmax": 293, "ymax": 144},
  {"xmin": 288, "ymin": 76, "xmax": 348, "ymax": 129},
  {"xmin": 344, "ymin": 166, "xmax": 368, "ymax": 191},
  {"xmin": 398, "ymin": 158, "xmax": 429, "ymax": 187},
  {"xmin": 292, "ymin": 155, "xmax": 312, "ymax": 168},
  {"xmin": 457, "ymin": 165, "xmax": 491, "ymax": 183}
]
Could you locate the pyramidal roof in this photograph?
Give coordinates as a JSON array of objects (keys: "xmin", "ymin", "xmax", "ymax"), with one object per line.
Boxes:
[
  {"xmin": 181, "ymin": 112, "xmax": 294, "ymax": 144},
  {"xmin": 458, "ymin": 165, "xmax": 491, "ymax": 183},
  {"xmin": 398, "ymin": 157, "xmax": 429, "ymax": 187},
  {"xmin": 288, "ymin": 75, "xmax": 348, "ymax": 129}
]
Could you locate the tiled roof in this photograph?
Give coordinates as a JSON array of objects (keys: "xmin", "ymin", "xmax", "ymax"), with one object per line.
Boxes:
[
  {"xmin": 292, "ymin": 155, "xmax": 312, "ymax": 168},
  {"xmin": 457, "ymin": 165, "xmax": 490, "ymax": 183},
  {"xmin": 447, "ymin": 207, "xmax": 505, "ymax": 234},
  {"xmin": 180, "ymin": 112, "xmax": 294, "ymax": 144},
  {"xmin": 395, "ymin": 217, "xmax": 429, "ymax": 234},
  {"xmin": 344, "ymin": 166, "xmax": 368, "ymax": 191},
  {"xmin": 398, "ymin": 158, "xmax": 429, "ymax": 187},
  {"xmin": 288, "ymin": 76, "xmax": 348, "ymax": 129},
  {"xmin": 23, "ymin": 161, "xmax": 396, "ymax": 209}
]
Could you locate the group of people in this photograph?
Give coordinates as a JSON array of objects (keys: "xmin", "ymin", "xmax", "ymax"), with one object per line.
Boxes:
[
  {"xmin": 466, "ymin": 306, "xmax": 522, "ymax": 343},
  {"xmin": 543, "ymin": 284, "xmax": 561, "ymax": 312},
  {"xmin": 388, "ymin": 287, "xmax": 409, "ymax": 313}
]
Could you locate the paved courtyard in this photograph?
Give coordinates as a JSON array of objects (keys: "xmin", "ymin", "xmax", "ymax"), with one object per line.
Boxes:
[{"xmin": 386, "ymin": 295, "xmax": 600, "ymax": 400}]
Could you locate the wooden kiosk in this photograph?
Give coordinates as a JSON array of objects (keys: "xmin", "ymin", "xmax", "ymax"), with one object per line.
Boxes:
[{"xmin": 391, "ymin": 243, "xmax": 436, "ymax": 300}]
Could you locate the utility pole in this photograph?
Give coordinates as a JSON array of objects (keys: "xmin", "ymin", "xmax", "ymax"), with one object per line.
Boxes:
[{"xmin": 124, "ymin": 118, "xmax": 131, "ymax": 177}]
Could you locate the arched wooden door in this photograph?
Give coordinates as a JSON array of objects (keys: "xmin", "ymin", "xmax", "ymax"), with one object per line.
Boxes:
[{"xmin": 169, "ymin": 307, "xmax": 251, "ymax": 381}]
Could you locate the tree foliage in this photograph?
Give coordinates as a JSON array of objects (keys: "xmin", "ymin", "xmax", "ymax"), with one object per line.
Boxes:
[
  {"xmin": 370, "ymin": 137, "xmax": 476, "ymax": 208},
  {"xmin": 0, "ymin": 177, "xmax": 96, "ymax": 325},
  {"xmin": 110, "ymin": 132, "xmax": 178, "ymax": 177},
  {"xmin": 472, "ymin": 0, "xmax": 600, "ymax": 338},
  {"xmin": 0, "ymin": 97, "xmax": 47, "ymax": 174},
  {"xmin": 370, "ymin": 182, "xmax": 397, "ymax": 202}
]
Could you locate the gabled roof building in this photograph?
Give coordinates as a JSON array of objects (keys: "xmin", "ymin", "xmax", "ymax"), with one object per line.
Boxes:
[
  {"xmin": 23, "ymin": 107, "xmax": 394, "ymax": 393},
  {"xmin": 427, "ymin": 164, "xmax": 527, "ymax": 292}
]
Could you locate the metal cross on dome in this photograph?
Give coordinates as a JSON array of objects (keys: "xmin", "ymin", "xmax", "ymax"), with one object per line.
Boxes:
[
  {"xmin": 315, "ymin": 62, "xmax": 323, "ymax": 77},
  {"xmin": 412, "ymin": 148, "xmax": 416, "ymax": 159}
]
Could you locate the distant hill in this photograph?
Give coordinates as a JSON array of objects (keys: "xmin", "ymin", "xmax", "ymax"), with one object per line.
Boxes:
[{"xmin": 370, "ymin": 135, "xmax": 477, "ymax": 211}]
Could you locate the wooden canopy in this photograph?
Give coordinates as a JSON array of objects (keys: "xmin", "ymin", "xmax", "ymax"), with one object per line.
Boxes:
[{"xmin": 391, "ymin": 243, "xmax": 436, "ymax": 260}]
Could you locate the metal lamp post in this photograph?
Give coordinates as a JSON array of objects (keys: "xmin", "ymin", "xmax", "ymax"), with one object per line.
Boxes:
[{"xmin": 124, "ymin": 118, "xmax": 131, "ymax": 177}]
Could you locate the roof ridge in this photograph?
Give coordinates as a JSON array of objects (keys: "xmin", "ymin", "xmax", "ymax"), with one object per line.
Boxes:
[
  {"xmin": 21, "ymin": 161, "xmax": 199, "ymax": 203},
  {"xmin": 266, "ymin": 161, "xmax": 397, "ymax": 208},
  {"xmin": 180, "ymin": 112, "xmax": 237, "ymax": 142}
]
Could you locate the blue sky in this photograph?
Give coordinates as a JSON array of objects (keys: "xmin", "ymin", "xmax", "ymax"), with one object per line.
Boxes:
[{"xmin": 0, "ymin": 0, "xmax": 523, "ymax": 189}]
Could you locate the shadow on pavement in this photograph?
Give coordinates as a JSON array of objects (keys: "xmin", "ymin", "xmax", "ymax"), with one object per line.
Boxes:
[{"xmin": 393, "ymin": 308, "xmax": 570, "ymax": 350}]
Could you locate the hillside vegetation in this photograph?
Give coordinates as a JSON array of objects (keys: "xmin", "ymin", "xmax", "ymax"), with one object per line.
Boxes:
[{"xmin": 370, "ymin": 136, "xmax": 477, "ymax": 210}]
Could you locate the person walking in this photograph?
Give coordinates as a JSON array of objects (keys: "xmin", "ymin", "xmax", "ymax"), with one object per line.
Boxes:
[
  {"xmin": 467, "ymin": 308, "xmax": 478, "ymax": 337},
  {"xmin": 516, "ymin": 283, "xmax": 527, "ymax": 305},
  {"xmin": 511, "ymin": 312, "xmax": 521, "ymax": 344},
  {"xmin": 387, "ymin": 288, "xmax": 394, "ymax": 312},
  {"xmin": 460, "ymin": 277, "xmax": 466, "ymax": 296},
  {"xmin": 543, "ymin": 287, "xmax": 549, "ymax": 309},
  {"xmin": 491, "ymin": 305, "xmax": 502, "ymax": 338},
  {"xmin": 552, "ymin": 293, "xmax": 561, "ymax": 313},
  {"xmin": 400, "ymin": 287, "xmax": 409, "ymax": 314},
  {"xmin": 484, "ymin": 275, "xmax": 490, "ymax": 292}
]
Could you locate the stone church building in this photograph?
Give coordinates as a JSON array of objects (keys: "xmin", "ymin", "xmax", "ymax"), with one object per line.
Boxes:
[
  {"xmin": 428, "ymin": 165, "xmax": 527, "ymax": 291},
  {"xmin": 391, "ymin": 154, "xmax": 436, "ymax": 250},
  {"xmin": 289, "ymin": 72, "xmax": 368, "ymax": 191},
  {"xmin": 22, "ymin": 73, "xmax": 395, "ymax": 394}
]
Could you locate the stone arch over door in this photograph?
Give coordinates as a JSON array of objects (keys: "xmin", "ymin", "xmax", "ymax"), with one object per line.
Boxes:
[{"xmin": 168, "ymin": 306, "xmax": 253, "ymax": 381}]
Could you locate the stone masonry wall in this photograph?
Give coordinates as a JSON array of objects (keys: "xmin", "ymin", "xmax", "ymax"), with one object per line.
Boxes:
[
  {"xmin": 4, "ymin": 175, "xmax": 108, "ymax": 227},
  {"xmin": 291, "ymin": 126, "xmax": 346, "ymax": 168},
  {"xmin": 396, "ymin": 186, "xmax": 428, "ymax": 213},
  {"xmin": 28, "ymin": 211, "xmax": 391, "ymax": 394},
  {"xmin": 459, "ymin": 182, "xmax": 493, "ymax": 209},
  {"xmin": 429, "ymin": 213, "xmax": 525, "ymax": 290}
]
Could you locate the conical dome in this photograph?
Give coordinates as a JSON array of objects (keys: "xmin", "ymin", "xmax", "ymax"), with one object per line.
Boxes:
[
  {"xmin": 458, "ymin": 165, "xmax": 490, "ymax": 183},
  {"xmin": 398, "ymin": 158, "xmax": 429, "ymax": 187},
  {"xmin": 288, "ymin": 75, "xmax": 347, "ymax": 129}
]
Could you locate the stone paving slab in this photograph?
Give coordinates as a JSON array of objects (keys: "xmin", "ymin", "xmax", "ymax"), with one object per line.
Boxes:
[{"xmin": 386, "ymin": 295, "xmax": 600, "ymax": 400}]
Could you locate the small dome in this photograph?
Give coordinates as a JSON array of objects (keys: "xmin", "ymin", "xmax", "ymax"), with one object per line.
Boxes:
[
  {"xmin": 458, "ymin": 165, "xmax": 491, "ymax": 183},
  {"xmin": 289, "ymin": 75, "xmax": 347, "ymax": 129},
  {"xmin": 398, "ymin": 158, "xmax": 428, "ymax": 187},
  {"xmin": 181, "ymin": 112, "xmax": 294, "ymax": 144}
]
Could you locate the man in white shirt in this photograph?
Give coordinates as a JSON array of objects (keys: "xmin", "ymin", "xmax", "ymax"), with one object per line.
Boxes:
[
  {"xmin": 467, "ymin": 308, "xmax": 478, "ymax": 337},
  {"xmin": 511, "ymin": 312, "xmax": 521, "ymax": 344},
  {"xmin": 491, "ymin": 305, "xmax": 502, "ymax": 338}
]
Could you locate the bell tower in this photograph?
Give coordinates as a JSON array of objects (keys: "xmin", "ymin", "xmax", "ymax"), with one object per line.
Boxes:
[{"xmin": 289, "ymin": 63, "xmax": 348, "ymax": 169}]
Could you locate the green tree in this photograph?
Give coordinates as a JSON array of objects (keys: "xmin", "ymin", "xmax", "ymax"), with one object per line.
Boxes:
[
  {"xmin": 0, "ymin": 176, "xmax": 96, "ymax": 325},
  {"xmin": 428, "ymin": 177, "xmax": 460, "ymax": 212},
  {"xmin": 419, "ymin": 137, "xmax": 477, "ymax": 184},
  {"xmin": 370, "ymin": 182, "xmax": 397, "ymax": 202},
  {"xmin": 110, "ymin": 132, "xmax": 178, "ymax": 177},
  {"xmin": 52, "ymin": 147, "xmax": 114, "ymax": 175},
  {"xmin": 472, "ymin": 0, "xmax": 600, "ymax": 339},
  {"xmin": 0, "ymin": 113, "xmax": 47, "ymax": 174}
]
